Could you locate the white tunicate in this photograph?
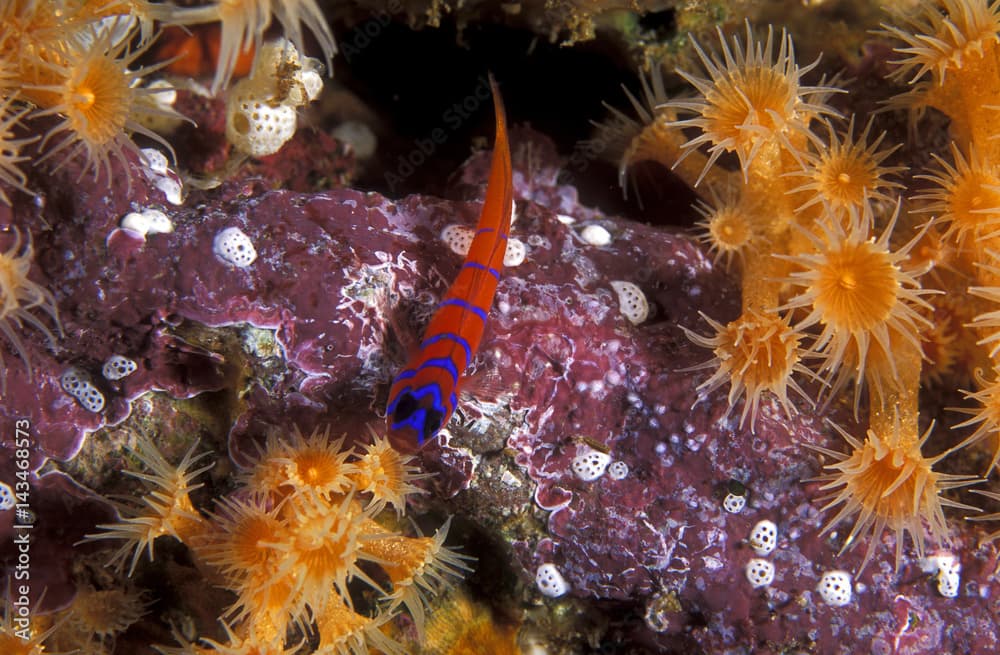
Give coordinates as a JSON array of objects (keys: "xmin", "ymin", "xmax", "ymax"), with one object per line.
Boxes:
[
  {"xmin": 140, "ymin": 147, "xmax": 170, "ymax": 175},
  {"xmin": 440, "ymin": 225, "xmax": 526, "ymax": 268},
  {"xmin": 555, "ymin": 213, "xmax": 576, "ymax": 225},
  {"xmin": 155, "ymin": 175, "xmax": 183, "ymax": 205},
  {"xmin": 61, "ymin": 368, "xmax": 106, "ymax": 412},
  {"xmin": 224, "ymin": 40, "xmax": 323, "ymax": 157},
  {"xmin": 121, "ymin": 208, "xmax": 173, "ymax": 238},
  {"xmin": 580, "ymin": 224, "xmax": 611, "ymax": 246},
  {"xmin": 140, "ymin": 149, "xmax": 184, "ymax": 204},
  {"xmin": 102, "ymin": 355, "xmax": 137, "ymax": 380},
  {"xmin": 723, "ymin": 493, "xmax": 746, "ymax": 514},
  {"xmin": 571, "ymin": 449, "xmax": 612, "ymax": 481},
  {"xmin": 61, "ymin": 367, "xmax": 86, "ymax": 396},
  {"xmin": 817, "ymin": 570, "xmax": 853, "ymax": 607},
  {"xmin": 77, "ymin": 383, "xmax": 106, "ymax": 413},
  {"xmin": 300, "ymin": 69, "xmax": 324, "ymax": 102},
  {"xmin": 610, "ymin": 280, "xmax": 649, "ymax": 325},
  {"xmin": 607, "ymin": 460, "xmax": 629, "ymax": 480},
  {"xmin": 0, "ymin": 482, "xmax": 13, "ymax": 511},
  {"xmin": 535, "ymin": 563, "xmax": 569, "ymax": 598},
  {"xmin": 930, "ymin": 554, "xmax": 961, "ymax": 598},
  {"xmin": 441, "ymin": 224, "xmax": 474, "ymax": 256},
  {"xmin": 503, "ymin": 238, "xmax": 527, "ymax": 266},
  {"xmin": 213, "ymin": 227, "xmax": 257, "ymax": 267},
  {"xmin": 745, "ymin": 558, "xmax": 775, "ymax": 588},
  {"xmin": 938, "ymin": 568, "xmax": 960, "ymax": 598},
  {"xmin": 748, "ymin": 520, "xmax": 778, "ymax": 556},
  {"xmin": 227, "ymin": 88, "xmax": 298, "ymax": 157}
]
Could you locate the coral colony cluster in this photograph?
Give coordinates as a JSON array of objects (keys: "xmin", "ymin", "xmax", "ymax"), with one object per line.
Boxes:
[
  {"xmin": 607, "ymin": 0, "xmax": 1000, "ymax": 572},
  {"xmin": 2, "ymin": 0, "xmax": 1000, "ymax": 653}
]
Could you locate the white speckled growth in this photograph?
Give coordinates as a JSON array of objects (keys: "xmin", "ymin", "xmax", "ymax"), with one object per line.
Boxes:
[
  {"xmin": 536, "ymin": 563, "xmax": 570, "ymax": 597},
  {"xmin": 817, "ymin": 570, "xmax": 852, "ymax": 606},
  {"xmin": 213, "ymin": 227, "xmax": 257, "ymax": 267}
]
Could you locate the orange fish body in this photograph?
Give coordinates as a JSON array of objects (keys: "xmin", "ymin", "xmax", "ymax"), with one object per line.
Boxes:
[{"xmin": 386, "ymin": 76, "xmax": 514, "ymax": 448}]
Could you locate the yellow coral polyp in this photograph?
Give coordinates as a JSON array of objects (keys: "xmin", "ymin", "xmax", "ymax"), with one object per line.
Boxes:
[
  {"xmin": 92, "ymin": 431, "xmax": 469, "ymax": 655},
  {"xmin": 694, "ymin": 197, "xmax": 756, "ymax": 266},
  {"xmin": 360, "ymin": 517, "xmax": 472, "ymax": 637},
  {"xmin": 882, "ymin": 0, "xmax": 1000, "ymax": 84},
  {"xmin": 683, "ymin": 310, "xmax": 809, "ymax": 430},
  {"xmin": 810, "ymin": 420, "xmax": 974, "ymax": 572},
  {"xmin": 25, "ymin": 19, "xmax": 177, "ymax": 189},
  {"xmin": 915, "ymin": 142, "xmax": 1000, "ymax": 248},
  {"xmin": 778, "ymin": 205, "xmax": 933, "ymax": 393},
  {"xmin": 787, "ymin": 117, "xmax": 903, "ymax": 216},
  {"xmin": 274, "ymin": 426, "xmax": 358, "ymax": 499},
  {"xmin": 84, "ymin": 436, "xmax": 213, "ymax": 575},
  {"xmin": 953, "ymin": 366, "xmax": 1000, "ymax": 472},
  {"xmin": 666, "ymin": 22, "xmax": 839, "ymax": 184},
  {"xmin": 0, "ymin": 227, "xmax": 61, "ymax": 388},
  {"xmin": 315, "ymin": 599, "xmax": 401, "ymax": 655},
  {"xmin": 350, "ymin": 432, "xmax": 429, "ymax": 515},
  {"xmin": 271, "ymin": 493, "xmax": 377, "ymax": 618},
  {"xmin": 0, "ymin": 96, "xmax": 36, "ymax": 205}
]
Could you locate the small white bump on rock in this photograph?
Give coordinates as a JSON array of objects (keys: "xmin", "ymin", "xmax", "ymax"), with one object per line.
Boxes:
[
  {"xmin": 61, "ymin": 368, "xmax": 85, "ymax": 395},
  {"xmin": 213, "ymin": 227, "xmax": 257, "ymax": 268},
  {"xmin": 0, "ymin": 482, "xmax": 13, "ymax": 511},
  {"xmin": 745, "ymin": 558, "xmax": 775, "ymax": 588},
  {"xmin": 441, "ymin": 224, "xmax": 475, "ymax": 256},
  {"xmin": 610, "ymin": 280, "xmax": 649, "ymax": 325},
  {"xmin": 441, "ymin": 224, "xmax": 526, "ymax": 267},
  {"xmin": 536, "ymin": 563, "xmax": 569, "ymax": 598},
  {"xmin": 121, "ymin": 208, "xmax": 174, "ymax": 238},
  {"xmin": 140, "ymin": 148, "xmax": 184, "ymax": 205},
  {"xmin": 817, "ymin": 570, "xmax": 853, "ymax": 607},
  {"xmin": 924, "ymin": 553, "xmax": 961, "ymax": 598},
  {"xmin": 607, "ymin": 460, "xmax": 629, "ymax": 480},
  {"xmin": 61, "ymin": 367, "xmax": 106, "ymax": 413},
  {"xmin": 77, "ymin": 385, "xmax": 106, "ymax": 413},
  {"xmin": 154, "ymin": 175, "xmax": 184, "ymax": 205},
  {"xmin": 748, "ymin": 520, "xmax": 778, "ymax": 556},
  {"xmin": 227, "ymin": 90, "xmax": 298, "ymax": 157},
  {"xmin": 571, "ymin": 449, "xmax": 612, "ymax": 481},
  {"xmin": 140, "ymin": 147, "xmax": 169, "ymax": 175},
  {"xmin": 300, "ymin": 68, "xmax": 324, "ymax": 102},
  {"xmin": 102, "ymin": 355, "xmax": 137, "ymax": 380},
  {"xmin": 134, "ymin": 80, "xmax": 185, "ymax": 134},
  {"xmin": 723, "ymin": 493, "xmax": 746, "ymax": 514},
  {"xmin": 555, "ymin": 213, "xmax": 576, "ymax": 225},
  {"xmin": 580, "ymin": 224, "xmax": 611, "ymax": 246},
  {"xmin": 938, "ymin": 567, "xmax": 961, "ymax": 598},
  {"xmin": 503, "ymin": 238, "xmax": 527, "ymax": 266}
]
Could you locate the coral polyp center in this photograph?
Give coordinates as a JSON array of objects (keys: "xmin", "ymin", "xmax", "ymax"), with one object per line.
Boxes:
[{"xmin": 815, "ymin": 242, "xmax": 898, "ymax": 332}]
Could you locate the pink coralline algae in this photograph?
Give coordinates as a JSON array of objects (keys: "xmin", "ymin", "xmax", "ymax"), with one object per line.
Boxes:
[{"xmin": 0, "ymin": 121, "xmax": 998, "ymax": 652}]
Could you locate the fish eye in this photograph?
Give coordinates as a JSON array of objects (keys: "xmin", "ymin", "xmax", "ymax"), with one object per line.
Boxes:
[
  {"xmin": 421, "ymin": 409, "xmax": 444, "ymax": 443},
  {"xmin": 393, "ymin": 393, "xmax": 418, "ymax": 422}
]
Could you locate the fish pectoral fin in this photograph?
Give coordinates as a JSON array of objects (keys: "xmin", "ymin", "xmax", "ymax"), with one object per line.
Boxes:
[{"xmin": 458, "ymin": 365, "xmax": 507, "ymax": 405}]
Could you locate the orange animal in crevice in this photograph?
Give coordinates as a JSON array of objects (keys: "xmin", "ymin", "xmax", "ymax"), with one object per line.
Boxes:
[{"xmin": 154, "ymin": 25, "xmax": 256, "ymax": 81}]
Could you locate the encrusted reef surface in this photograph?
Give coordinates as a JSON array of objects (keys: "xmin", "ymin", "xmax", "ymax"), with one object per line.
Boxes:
[
  {"xmin": 1, "ymin": 120, "xmax": 998, "ymax": 653},
  {"xmin": 3, "ymin": 2, "xmax": 1000, "ymax": 652}
]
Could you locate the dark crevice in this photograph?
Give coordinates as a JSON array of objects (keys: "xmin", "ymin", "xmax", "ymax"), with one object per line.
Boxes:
[{"xmin": 332, "ymin": 16, "xmax": 692, "ymax": 223}]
